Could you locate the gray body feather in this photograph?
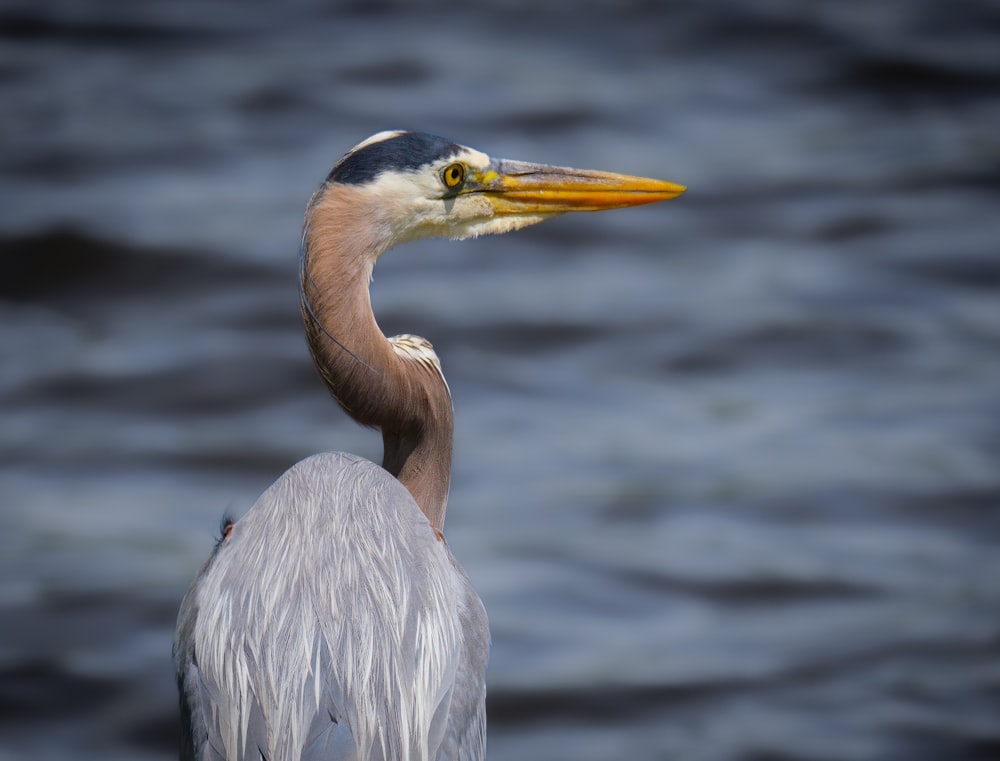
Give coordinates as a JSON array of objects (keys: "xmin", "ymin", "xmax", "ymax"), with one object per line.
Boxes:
[{"xmin": 175, "ymin": 452, "xmax": 488, "ymax": 761}]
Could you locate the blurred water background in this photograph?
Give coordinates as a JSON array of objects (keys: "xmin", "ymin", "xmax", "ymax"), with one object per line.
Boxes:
[{"xmin": 2, "ymin": 1, "xmax": 1000, "ymax": 759}]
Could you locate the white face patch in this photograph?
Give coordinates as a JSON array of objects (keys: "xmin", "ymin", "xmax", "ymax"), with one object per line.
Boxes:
[
  {"xmin": 453, "ymin": 146, "xmax": 491, "ymax": 173},
  {"xmin": 328, "ymin": 138, "xmax": 562, "ymax": 250}
]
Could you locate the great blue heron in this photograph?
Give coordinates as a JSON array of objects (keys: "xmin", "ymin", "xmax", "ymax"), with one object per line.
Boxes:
[{"xmin": 174, "ymin": 130, "xmax": 684, "ymax": 761}]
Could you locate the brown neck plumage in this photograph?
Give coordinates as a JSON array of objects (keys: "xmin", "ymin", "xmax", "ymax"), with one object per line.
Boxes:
[{"xmin": 299, "ymin": 185, "xmax": 454, "ymax": 531}]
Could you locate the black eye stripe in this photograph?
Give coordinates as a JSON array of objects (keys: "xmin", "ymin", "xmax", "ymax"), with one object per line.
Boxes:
[{"xmin": 326, "ymin": 132, "xmax": 462, "ymax": 186}]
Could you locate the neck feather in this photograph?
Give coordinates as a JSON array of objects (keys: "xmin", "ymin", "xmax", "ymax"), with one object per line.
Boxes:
[{"xmin": 300, "ymin": 185, "xmax": 454, "ymax": 530}]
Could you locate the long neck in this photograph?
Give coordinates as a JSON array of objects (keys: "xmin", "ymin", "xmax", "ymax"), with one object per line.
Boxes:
[{"xmin": 300, "ymin": 187, "xmax": 454, "ymax": 530}]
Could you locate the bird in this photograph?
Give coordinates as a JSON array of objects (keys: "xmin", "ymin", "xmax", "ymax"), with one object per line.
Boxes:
[{"xmin": 174, "ymin": 130, "xmax": 685, "ymax": 761}]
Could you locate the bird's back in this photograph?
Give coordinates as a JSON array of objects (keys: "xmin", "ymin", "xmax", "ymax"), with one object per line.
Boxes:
[{"xmin": 175, "ymin": 452, "xmax": 488, "ymax": 761}]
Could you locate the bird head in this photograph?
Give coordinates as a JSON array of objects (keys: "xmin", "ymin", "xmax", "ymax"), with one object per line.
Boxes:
[{"xmin": 315, "ymin": 130, "xmax": 685, "ymax": 253}]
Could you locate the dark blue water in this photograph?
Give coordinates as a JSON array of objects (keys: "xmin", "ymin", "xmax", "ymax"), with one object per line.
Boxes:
[{"xmin": 2, "ymin": 2, "xmax": 999, "ymax": 759}]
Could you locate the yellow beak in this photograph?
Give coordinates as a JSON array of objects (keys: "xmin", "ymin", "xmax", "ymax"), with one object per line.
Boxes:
[{"xmin": 474, "ymin": 159, "xmax": 685, "ymax": 214}]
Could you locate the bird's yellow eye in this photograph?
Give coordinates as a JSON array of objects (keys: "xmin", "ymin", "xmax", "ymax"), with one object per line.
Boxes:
[{"xmin": 442, "ymin": 162, "xmax": 465, "ymax": 189}]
